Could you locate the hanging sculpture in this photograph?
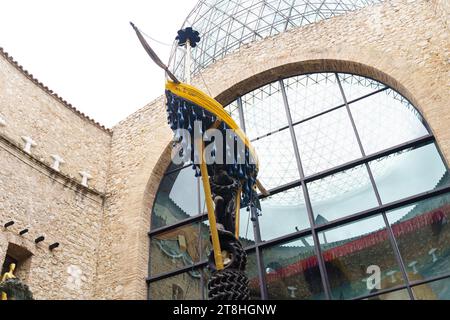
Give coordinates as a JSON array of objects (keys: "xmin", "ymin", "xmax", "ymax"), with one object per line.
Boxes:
[{"xmin": 131, "ymin": 23, "xmax": 264, "ymax": 300}]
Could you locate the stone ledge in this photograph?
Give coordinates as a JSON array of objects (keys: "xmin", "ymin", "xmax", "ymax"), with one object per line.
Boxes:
[{"xmin": 0, "ymin": 133, "xmax": 105, "ymax": 202}]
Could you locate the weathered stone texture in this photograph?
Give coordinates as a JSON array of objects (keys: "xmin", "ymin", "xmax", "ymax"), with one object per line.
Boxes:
[
  {"xmin": 96, "ymin": 0, "xmax": 449, "ymax": 300},
  {"xmin": 0, "ymin": 0, "xmax": 449, "ymax": 300},
  {"xmin": 94, "ymin": 97, "xmax": 172, "ymax": 299},
  {"xmin": 0, "ymin": 145, "xmax": 103, "ymax": 299},
  {"xmin": 0, "ymin": 55, "xmax": 111, "ymax": 192}
]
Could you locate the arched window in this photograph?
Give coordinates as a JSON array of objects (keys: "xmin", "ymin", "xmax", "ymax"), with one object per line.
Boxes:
[{"xmin": 147, "ymin": 73, "xmax": 450, "ymax": 300}]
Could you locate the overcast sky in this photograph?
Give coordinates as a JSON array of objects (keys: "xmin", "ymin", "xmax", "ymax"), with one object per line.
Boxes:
[{"xmin": 0, "ymin": 0, "xmax": 198, "ymax": 128}]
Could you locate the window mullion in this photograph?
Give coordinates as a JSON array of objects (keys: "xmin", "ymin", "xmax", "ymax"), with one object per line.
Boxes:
[
  {"xmin": 279, "ymin": 79, "xmax": 332, "ymax": 300},
  {"xmin": 335, "ymin": 73, "xmax": 415, "ymax": 300}
]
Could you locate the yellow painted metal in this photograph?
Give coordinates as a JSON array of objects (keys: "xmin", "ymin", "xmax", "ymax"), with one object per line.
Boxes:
[
  {"xmin": 166, "ymin": 80, "xmax": 263, "ymax": 271},
  {"xmin": 234, "ymin": 188, "xmax": 242, "ymax": 239},
  {"xmin": 197, "ymin": 138, "xmax": 224, "ymax": 270},
  {"xmin": 166, "ymin": 80, "xmax": 259, "ymax": 169}
]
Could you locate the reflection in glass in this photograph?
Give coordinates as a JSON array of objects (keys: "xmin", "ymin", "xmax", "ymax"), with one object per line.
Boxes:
[
  {"xmin": 350, "ymin": 89, "xmax": 428, "ymax": 155},
  {"xmin": 370, "ymin": 143, "xmax": 448, "ymax": 204},
  {"xmin": 246, "ymin": 251, "xmax": 262, "ymax": 300},
  {"xmin": 319, "ymin": 215, "xmax": 405, "ymax": 300},
  {"xmin": 201, "ymin": 202, "xmax": 255, "ymax": 246},
  {"xmin": 338, "ymin": 73, "xmax": 386, "ymax": 102},
  {"xmin": 150, "ymin": 222, "xmax": 209, "ymax": 276},
  {"xmin": 149, "ymin": 269, "xmax": 205, "ymax": 300},
  {"xmin": 241, "ymin": 81, "xmax": 288, "ymax": 140},
  {"xmin": 295, "ymin": 107, "xmax": 361, "ymax": 176},
  {"xmin": 308, "ymin": 164, "xmax": 378, "ymax": 224},
  {"xmin": 262, "ymin": 236, "xmax": 325, "ymax": 300},
  {"xmin": 413, "ymin": 277, "xmax": 450, "ymax": 300},
  {"xmin": 284, "ymin": 73, "xmax": 344, "ymax": 123},
  {"xmin": 259, "ymin": 188, "xmax": 310, "ymax": 241},
  {"xmin": 387, "ymin": 192, "xmax": 450, "ymax": 281},
  {"xmin": 152, "ymin": 168, "xmax": 200, "ymax": 230},
  {"xmin": 252, "ymin": 129, "xmax": 300, "ymax": 190},
  {"xmin": 365, "ymin": 289, "xmax": 411, "ymax": 300}
]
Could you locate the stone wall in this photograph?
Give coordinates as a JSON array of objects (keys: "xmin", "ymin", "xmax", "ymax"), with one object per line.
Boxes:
[
  {"xmin": 0, "ymin": 143, "xmax": 104, "ymax": 299},
  {"xmin": 0, "ymin": 47, "xmax": 110, "ymax": 299},
  {"xmin": 94, "ymin": 97, "xmax": 172, "ymax": 299},
  {"xmin": 0, "ymin": 0, "xmax": 449, "ymax": 300},
  {"xmin": 0, "ymin": 50, "xmax": 111, "ymax": 192},
  {"xmin": 95, "ymin": 0, "xmax": 450, "ymax": 300}
]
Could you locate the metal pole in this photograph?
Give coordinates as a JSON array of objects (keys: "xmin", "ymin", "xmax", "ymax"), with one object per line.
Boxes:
[
  {"xmin": 184, "ymin": 36, "xmax": 223, "ymax": 270},
  {"xmin": 198, "ymin": 138, "xmax": 224, "ymax": 270},
  {"xmin": 185, "ymin": 40, "xmax": 191, "ymax": 84}
]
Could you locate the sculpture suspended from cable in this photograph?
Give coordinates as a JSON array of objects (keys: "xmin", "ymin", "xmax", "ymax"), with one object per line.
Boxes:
[{"xmin": 130, "ymin": 22, "xmax": 268, "ymax": 300}]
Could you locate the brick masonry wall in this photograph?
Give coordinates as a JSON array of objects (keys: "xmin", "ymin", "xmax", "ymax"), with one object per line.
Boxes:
[{"xmin": 97, "ymin": 0, "xmax": 450, "ymax": 299}]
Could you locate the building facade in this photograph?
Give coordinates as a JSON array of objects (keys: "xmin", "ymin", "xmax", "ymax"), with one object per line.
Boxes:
[{"xmin": 0, "ymin": 0, "xmax": 449, "ymax": 300}]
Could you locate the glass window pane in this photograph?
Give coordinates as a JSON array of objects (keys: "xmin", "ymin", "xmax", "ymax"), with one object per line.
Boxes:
[
  {"xmin": 386, "ymin": 192, "xmax": 450, "ymax": 281},
  {"xmin": 284, "ymin": 73, "xmax": 344, "ymax": 123},
  {"xmin": 252, "ymin": 129, "xmax": 300, "ymax": 190},
  {"xmin": 149, "ymin": 269, "xmax": 205, "ymax": 300},
  {"xmin": 262, "ymin": 236, "xmax": 325, "ymax": 300},
  {"xmin": 308, "ymin": 164, "xmax": 379, "ymax": 225},
  {"xmin": 412, "ymin": 277, "xmax": 450, "ymax": 300},
  {"xmin": 259, "ymin": 187, "xmax": 311, "ymax": 241},
  {"xmin": 370, "ymin": 143, "xmax": 448, "ymax": 204},
  {"xmin": 350, "ymin": 89, "xmax": 428, "ymax": 155},
  {"xmin": 246, "ymin": 251, "xmax": 262, "ymax": 300},
  {"xmin": 152, "ymin": 167, "xmax": 200, "ymax": 230},
  {"xmin": 241, "ymin": 81, "xmax": 288, "ymax": 140},
  {"xmin": 238, "ymin": 207, "xmax": 256, "ymax": 246},
  {"xmin": 224, "ymin": 100, "xmax": 241, "ymax": 126},
  {"xmin": 200, "ymin": 197, "xmax": 255, "ymax": 246},
  {"xmin": 150, "ymin": 221, "xmax": 209, "ymax": 276},
  {"xmin": 295, "ymin": 107, "xmax": 362, "ymax": 176},
  {"xmin": 364, "ymin": 289, "xmax": 411, "ymax": 300},
  {"xmin": 319, "ymin": 215, "xmax": 405, "ymax": 300},
  {"xmin": 338, "ymin": 73, "xmax": 386, "ymax": 102}
]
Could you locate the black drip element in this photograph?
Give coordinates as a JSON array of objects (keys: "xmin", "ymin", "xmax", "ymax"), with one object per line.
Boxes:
[
  {"xmin": 4, "ymin": 221, "xmax": 14, "ymax": 228},
  {"xmin": 34, "ymin": 236, "xmax": 45, "ymax": 244},
  {"xmin": 176, "ymin": 27, "xmax": 201, "ymax": 47},
  {"xmin": 19, "ymin": 229, "xmax": 29, "ymax": 236},
  {"xmin": 49, "ymin": 242, "xmax": 60, "ymax": 251}
]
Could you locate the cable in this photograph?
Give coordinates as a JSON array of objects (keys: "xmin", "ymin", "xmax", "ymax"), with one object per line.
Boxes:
[{"xmin": 140, "ymin": 28, "xmax": 174, "ymax": 47}]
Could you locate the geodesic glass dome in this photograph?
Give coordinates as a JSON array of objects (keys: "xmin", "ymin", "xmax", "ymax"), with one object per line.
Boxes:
[{"xmin": 169, "ymin": 0, "xmax": 383, "ymax": 80}]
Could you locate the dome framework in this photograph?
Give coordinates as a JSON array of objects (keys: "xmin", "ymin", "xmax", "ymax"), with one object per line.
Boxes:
[{"xmin": 170, "ymin": 0, "xmax": 383, "ymax": 80}]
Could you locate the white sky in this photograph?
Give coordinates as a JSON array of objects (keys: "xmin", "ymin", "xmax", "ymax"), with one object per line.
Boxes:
[{"xmin": 0, "ymin": 0, "xmax": 198, "ymax": 128}]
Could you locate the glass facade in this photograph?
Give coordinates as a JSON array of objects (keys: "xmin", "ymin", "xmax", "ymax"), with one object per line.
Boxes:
[{"xmin": 148, "ymin": 72, "xmax": 450, "ymax": 300}]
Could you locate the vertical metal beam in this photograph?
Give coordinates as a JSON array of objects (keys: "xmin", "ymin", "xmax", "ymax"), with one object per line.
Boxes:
[
  {"xmin": 251, "ymin": 206, "xmax": 269, "ymax": 299},
  {"xmin": 279, "ymin": 79, "xmax": 332, "ymax": 300},
  {"xmin": 335, "ymin": 73, "xmax": 415, "ymax": 300}
]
